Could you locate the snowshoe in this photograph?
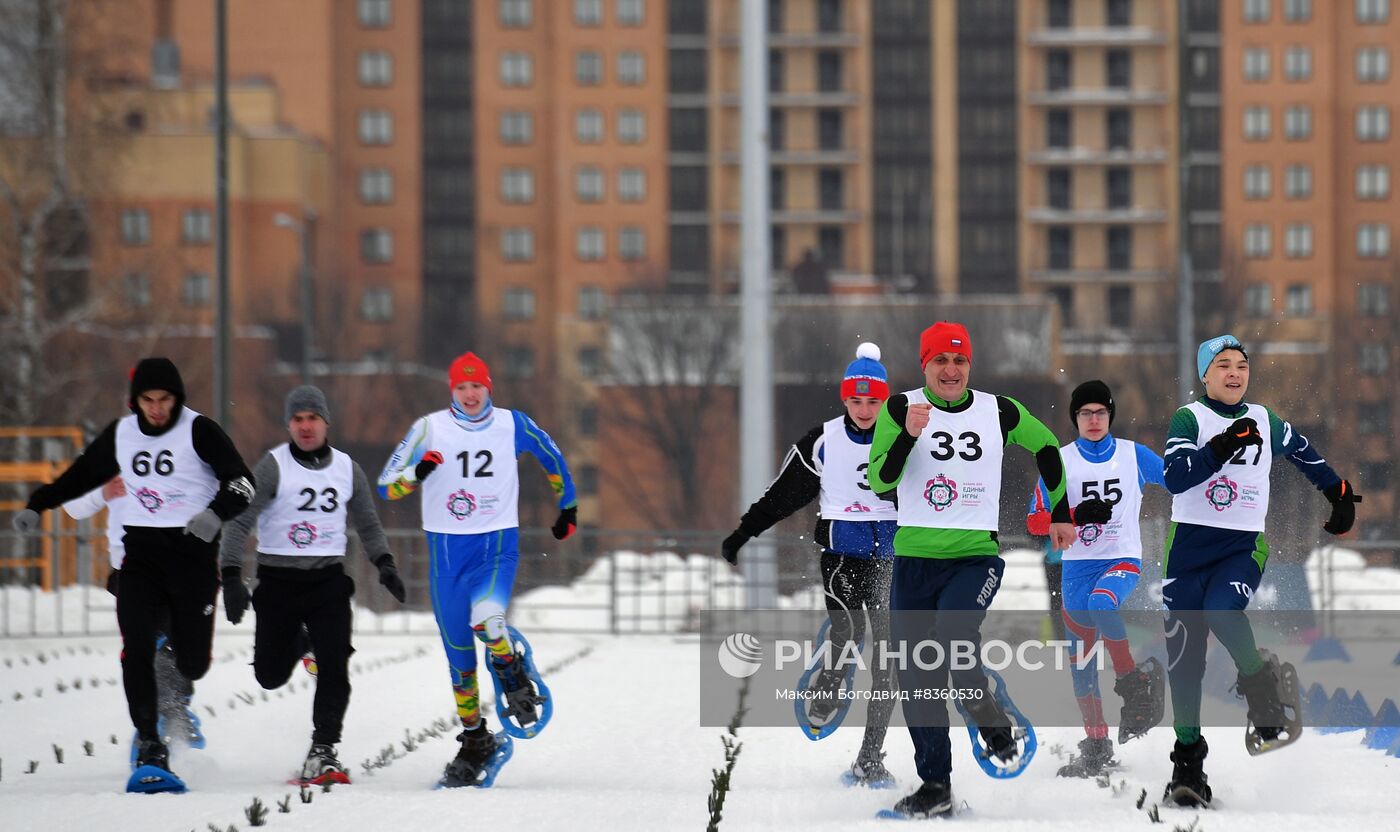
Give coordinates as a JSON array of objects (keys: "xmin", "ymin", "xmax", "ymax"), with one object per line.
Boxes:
[
  {"xmin": 485, "ymin": 626, "xmax": 552, "ymax": 739},
  {"xmin": 1057, "ymin": 736, "xmax": 1117, "ymax": 778},
  {"xmin": 841, "ymin": 751, "xmax": 897, "ymax": 789},
  {"xmin": 1236, "ymin": 650, "xmax": 1303, "ymax": 755},
  {"xmin": 127, "ymin": 737, "xmax": 186, "ymax": 794},
  {"xmin": 953, "ymin": 669, "xmax": 1037, "ymax": 779},
  {"xmin": 877, "ymin": 780, "xmax": 955, "ymax": 820},
  {"xmin": 1114, "ymin": 657, "xmax": 1165, "ymax": 744},
  {"xmin": 793, "ymin": 617, "xmax": 862, "ymax": 741},
  {"xmin": 1163, "ymin": 736, "xmax": 1212, "ymax": 808},
  {"xmin": 436, "ymin": 722, "xmax": 514, "ymax": 789},
  {"xmin": 289, "ymin": 743, "xmax": 351, "ymax": 787}
]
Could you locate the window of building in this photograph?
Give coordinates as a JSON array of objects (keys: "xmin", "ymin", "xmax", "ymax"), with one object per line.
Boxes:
[
  {"xmin": 1107, "ymin": 225, "xmax": 1133, "ymax": 270},
  {"xmin": 769, "ymin": 166, "xmax": 785, "ymax": 210},
  {"xmin": 577, "ymin": 347, "xmax": 603, "ymax": 380},
  {"xmin": 1357, "ymin": 164, "xmax": 1391, "ymax": 199},
  {"xmin": 1358, "ymin": 223, "xmax": 1392, "ymax": 257},
  {"xmin": 1244, "ymin": 0, "xmax": 1270, "ymax": 22},
  {"xmin": 360, "ymin": 228, "xmax": 394, "ymax": 263},
  {"xmin": 817, "ymin": 0, "xmax": 841, "ymax": 31},
  {"xmin": 500, "ymin": 167, "xmax": 535, "ymax": 203},
  {"xmin": 1244, "ymin": 164, "xmax": 1272, "ymax": 199},
  {"xmin": 771, "ymin": 225, "xmax": 786, "ymax": 271},
  {"xmin": 617, "ymin": 0, "xmax": 644, "ymax": 25},
  {"xmin": 502, "ymin": 227, "xmax": 535, "ymax": 261},
  {"xmin": 1359, "ymin": 282, "xmax": 1390, "ymax": 316},
  {"xmin": 577, "ymin": 226, "xmax": 606, "ymax": 260},
  {"xmin": 1244, "ymin": 106, "xmax": 1271, "ymax": 140},
  {"xmin": 769, "ymin": 49, "xmax": 784, "ymax": 92},
  {"xmin": 1358, "ymin": 401, "xmax": 1390, "ymax": 435},
  {"xmin": 1285, "ymin": 224, "xmax": 1313, "ymax": 258},
  {"xmin": 819, "ymin": 168, "xmax": 843, "ymax": 210},
  {"xmin": 1047, "ymin": 168, "xmax": 1071, "ymax": 210},
  {"xmin": 819, "ymin": 226, "xmax": 844, "ymax": 268},
  {"xmin": 619, "ymin": 226, "xmax": 646, "ymax": 260},
  {"xmin": 500, "ymin": 52, "xmax": 533, "ymax": 86},
  {"xmin": 504, "ymin": 346, "xmax": 535, "ymax": 378},
  {"xmin": 503, "ymin": 286, "xmax": 535, "ymax": 320},
  {"xmin": 359, "ymin": 168, "xmax": 394, "ymax": 203},
  {"xmin": 1106, "ymin": 167, "xmax": 1132, "ymax": 209},
  {"xmin": 1045, "ymin": 108, "xmax": 1072, "ymax": 149},
  {"xmin": 180, "ymin": 208, "xmax": 211, "ymax": 244},
  {"xmin": 1284, "ymin": 46, "xmax": 1312, "ymax": 81},
  {"xmin": 1106, "ymin": 49, "xmax": 1132, "ymax": 89},
  {"xmin": 1048, "ymin": 285, "xmax": 1074, "ymax": 327},
  {"xmin": 1244, "ymin": 223, "xmax": 1272, "ymax": 257},
  {"xmin": 618, "ymin": 167, "xmax": 646, "ymax": 202},
  {"xmin": 1359, "ymin": 342, "xmax": 1390, "ymax": 375},
  {"xmin": 618, "ymin": 109, "xmax": 646, "ymax": 143},
  {"xmin": 1357, "ymin": 47, "xmax": 1390, "ymax": 82},
  {"xmin": 817, "ymin": 50, "xmax": 842, "ymax": 92},
  {"xmin": 817, "ymin": 108, "xmax": 842, "ymax": 150},
  {"xmin": 1048, "ymin": 226, "xmax": 1073, "ymax": 269},
  {"xmin": 358, "ymin": 0, "xmax": 391, "ymax": 27},
  {"xmin": 1047, "ymin": 50, "xmax": 1071, "ymax": 91},
  {"xmin": 1284, "ymin": 163, "xmax": 1313, "ymax": 198},
  {"xmin": 576, "ymin": 51, "xmax": 603, "ymax": 85},
  {"xmin": 1357, "ymin": 0, "xmax": 1390, "ymax": 24},
  {"xmin": 576, "ymin": 166, "xmax": 605, "ymax": 202},
  {"xmin": 181, "ymin": 272, "xmax": 210, "ymax": 307},
  {"xmin": 1360, "ymin": 463, "xmax": 1393, "ymax": 490},
  {"xmin": 1284, "ymin": 0, "xmax": 1311, "ymax": 20},
  {"xmin": 670, "ymin": 165, "xmax": 706, "ymax": 211},
  {"xmin": 359, "ymin": 287, "xmax": 393, "ymax": 321},
  {"xmin": 1048, "ymin": 0, "xmax": 1072, "ymax": 27},
  {"xmin": 1106, "ymin": 0, "xmax": 1132, "ymax": 26},
  {"xmin": 1244, "ymin": 282, "xmax": 1272, "ymax": 317},
  {"xmin": 1243, "ymin": 47, "xmax": 1271, "ymax": 82},
  {"xmin": 576, "ymin": 464, "xmax": 599, "ymax": 495},
  {"xmin": 618, "ymin": 51, "xmax": 645, "ymax": 85},
  {"xmin": 499, "ymin": 0, "xmax": 532, "ymax": 27},
  {"xmin": 576, "ymin": 108, "xmax": 604, "ymax": 142},
  {"xmin": 1284, "ymin": 105, "xmax": 1312, "ymax": 140},
  {"xmin": 358, "ymin": 51, "xmax": 393, "ymax": 87},
  {"xmin": 1107, "ymin": 108, "xmax": 1132, "ymax": 149},
  {"xmin": 1108, "ymin": 285, "xmax": 1133, "ymax": 328},
  {"xmin": 125, "ymin": 272, "xmax": 151, "ymax": 307},
  {"xmin": 1357, "ymin": 105, "xmax": 1391, "ymax": 141},
  {"xmin": 578, "ymin": 404, "xmax": 599, "ymax": 437},
  {"xmin": 575, "ymin": 0, "xmax": 602, "ymax": 25},
  {"xmin": 578, "ymin": 285, "xmax": 606, "ymax": 320},
  {"xmin": 670, "ymin": 48, "xmax": 706, "ymax": 93},
  {"xmin": 120, "ymin": 208, "xmax": 150, "ymax": 245},
  {"xmin": 1190, "ymin": 223, "xmax": 1222, "ymax": 270},
  {"xmin": 358, "ymin": 110, "xmax": 393, "ymax": 145},
  {"xmin": 500, "ymin": 110, "xmax": 534, "ymax": 145}
]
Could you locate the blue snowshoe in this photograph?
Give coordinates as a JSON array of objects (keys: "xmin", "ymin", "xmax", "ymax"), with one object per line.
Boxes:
[
  {"xmin": 486, "ymin": 626, "xmax": 553, "ymax": 739},
  {"xmin": 126, "ymin": 737, "xmax": 187, "ymax": 795},
  {"xmin": 436, "ymin": 722, "xmax": 514, "ymax": 789},
  {"xmin": 953, "ymin": 669, "xmax": 1037, "ymax": 779},
  {"xmin": 794, "ymin": 618, "xmax": 863, "ymax": 741}
]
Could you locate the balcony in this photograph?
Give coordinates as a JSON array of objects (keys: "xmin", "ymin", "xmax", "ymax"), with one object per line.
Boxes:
[
  {"xmin": 1026, "ymin": 207, "xmax": 1168, "ymax": 223},
  {"xmin": 1027, "ymin": 88, "xmax": 1169, "ymax": 106},
  {"xmin": 1031, "ymin": 268, "xmax": 1172, "ymax": 283},
  {"xmin": 720, "ymin": 148, "xmax": 860, "ymax": 165},
  {"xmin": 720, "ymin": 208, "xmax": 863, "ymax": 224},
  {"xmin": 1027, "ymin": 147, "xmax": 1168, "ymax": 165},
  {"xmin": 717, "ymin": 31, "xmax": 861, "ymax": 48},
  {"xmin": 720, "ymin": 90, "xmax": 859, "ymax": 107},
  {"xmin": 1026, "ymin": 27, "xmax": 1167, "ymax": 47}
]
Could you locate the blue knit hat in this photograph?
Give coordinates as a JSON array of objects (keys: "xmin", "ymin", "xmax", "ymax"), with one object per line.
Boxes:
[
  {"xmin": 841, "ymin": 343, "xmax": 889, "ymax": 400},
  {"xmin": 1197, "ymin": 334, "xmax": 1248, "ymax": 380}
]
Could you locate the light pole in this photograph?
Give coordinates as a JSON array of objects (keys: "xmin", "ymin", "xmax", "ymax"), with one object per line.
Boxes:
[{"xmin": 274, "ymin": 211, "xmax": 317, "ymax": 384}]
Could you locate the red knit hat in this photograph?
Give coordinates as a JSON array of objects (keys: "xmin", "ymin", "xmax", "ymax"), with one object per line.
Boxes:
[
  {"xmin": 448, "ymin": 352, "xmax": 492, "ymax": 392},
  {"xmin": 919, "ymin": 321, "xmax": 972, "ymax": 369}
]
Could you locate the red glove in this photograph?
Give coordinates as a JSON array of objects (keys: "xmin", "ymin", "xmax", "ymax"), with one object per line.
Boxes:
[{"xmin": 1026, "ymin": 510, "xmax": 1052, "ymax": 537}]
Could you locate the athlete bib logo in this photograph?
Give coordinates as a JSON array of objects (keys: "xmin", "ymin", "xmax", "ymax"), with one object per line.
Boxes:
[
  {"xmin": 1077, "ymin": 523, "xmax": 1104, "ymax": 546},
  {"xmin": 134, "ymin": 487, "xmax": 164, "ymax": 514},
  {"xmin": 446, "ymin": 489, "xmax": 477, "ymax": 520},
  {"xmin": 1204, "ymin": 475, "xmax": 1239, "ymax": 511},
  {"xmin": 287, "ymin": 521, "xmax": 318, "ymax": 549},
  {"xmin": 924, "ymin": 475, "xmax": 958, "ymax": 511},
  {"xmin": 843, "ymin": 500, "xmax": 872, "ymax": 513}
]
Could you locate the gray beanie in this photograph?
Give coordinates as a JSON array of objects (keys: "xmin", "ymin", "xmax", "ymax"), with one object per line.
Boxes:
[{"xmin": 285, "ymin": 385, "xmax": 330, "ymax": 423}]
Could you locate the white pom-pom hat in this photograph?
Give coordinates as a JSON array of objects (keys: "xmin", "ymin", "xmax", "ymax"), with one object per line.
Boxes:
[{"xmin": 841, "ymin": 342, "xmax": 889, "ymax": 400}]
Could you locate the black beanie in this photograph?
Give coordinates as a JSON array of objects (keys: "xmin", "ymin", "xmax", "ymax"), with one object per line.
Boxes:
[
  {"xmin": 128, "ymin": 357, "xmax": 186, "ymax": 411},
  {"xmin": 1070, "ymin": 379, "xmax": 1114, "ymax": 426}
]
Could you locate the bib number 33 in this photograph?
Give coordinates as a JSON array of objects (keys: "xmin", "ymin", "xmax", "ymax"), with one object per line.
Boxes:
[{"xmin": 928, "ymin": 431, "xmax": 983, "ymax": 462}]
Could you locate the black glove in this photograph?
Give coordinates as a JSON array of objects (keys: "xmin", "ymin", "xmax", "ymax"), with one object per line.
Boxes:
[
  {"xmin": 1322, "ymin": 480, "xmax": 1363, "ymax": 536},
  {"xmin": 721, "ymin": 531, "xmax": 749, "ymax": 565},
  {"xmin": 551, "ymin": 506, "xmax": 577, "ymax": 540},
  {"xmin": 12, "ymin": 508, "xmax": 40, "ymax": 533},
  {"xmin": 106, "ymin": 569, "xmax": 120, "ymax": 598},
  {"xmin": 414, "ymin": 450, "xmax": 444, "ymax": 482},
  {"xmin": 373, "ymin": 553, "xmax": 407, "ymax": 603},
  {"xmin": 1207, "ymin": 417, "xmax": 1263, "ymax": 462},
  {"xmin": 1072, "ymin": 498, "xmax": 1113, "ymax": 526},
  {"xmin": 222, "ymin": 567, "xmax": 250, "ymax": 624}
]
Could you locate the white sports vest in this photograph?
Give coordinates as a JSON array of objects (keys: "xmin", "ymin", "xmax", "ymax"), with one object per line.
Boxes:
[
  {"xmin": 1061, "ymin": 438, "xmax": 1143, "ymax": 561},
  {"xmin": 1171, "ymin": 402, "xmax": 1272, "ymax": 532},
  {"xmin": 256, "ymin": 444, "xmax": 354, "ymax": 556},
  {"xmin": 818, "ymin": 417, "xmax": 898, "ymax": 521},
  {"xmin": 115, "ymin": 408, "xmax": 218, "ymax": 528},
  {"xmin": 895, "ymin": 390, "xmax": 1004, "ymax": 531},
  {"xmin": 419, "ymin": 409, "xmax": 520, "ymax": 534}
]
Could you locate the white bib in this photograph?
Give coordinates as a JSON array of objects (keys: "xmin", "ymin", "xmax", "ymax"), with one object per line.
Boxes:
[
  {"xmin": 1062, "ymin": 438, "xmax": 1144, "ymax": 561},
  {"xmin": 895, "ymin": 390, "xmax": 1004, "ymax": 531},
  {"xmin": 818, "ymin": 417, "xmax": 897, "ymax": 521},
  {"xmin": 255, "ymin": 445, "xmax": 354, "ymax": 556},
  {"xmin": 1171, "ymin": 402, "xmax": 1273, "ymax": 532},
  {"xmin": 115, "ymin": 408, "xmax": 218, "ymax": 528},
  {"xmin": 419, "ymin": 409, "xmax": 520, "ymax": 534}
]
